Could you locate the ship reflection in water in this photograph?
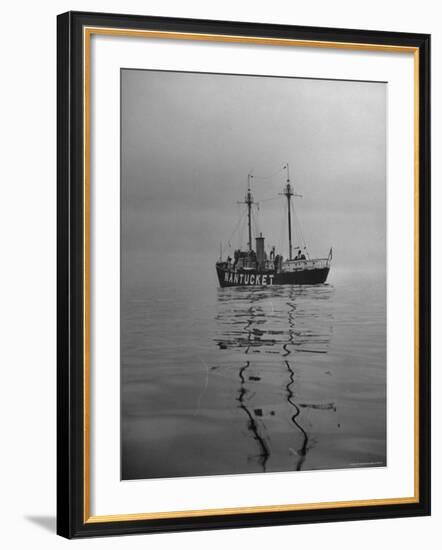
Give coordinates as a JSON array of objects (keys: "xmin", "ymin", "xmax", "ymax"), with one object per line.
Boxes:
[
  {"xmin": 121, "ymin": 276, "xmax": 386, "ymax": 480},
  {"xmin": 214, "ymin": 285, "xmax": 334, "ymax": 473}
]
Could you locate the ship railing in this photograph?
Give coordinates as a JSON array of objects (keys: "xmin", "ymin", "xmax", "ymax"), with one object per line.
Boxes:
[{"xmin": 281, "ymin": 257, "xmax": 331, "ymax": 272}]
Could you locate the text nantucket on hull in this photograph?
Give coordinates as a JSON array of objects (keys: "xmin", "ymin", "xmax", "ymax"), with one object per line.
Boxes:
[{"xmin": 215, "ymin": 164, "xmax": 332, "ymax": 287}]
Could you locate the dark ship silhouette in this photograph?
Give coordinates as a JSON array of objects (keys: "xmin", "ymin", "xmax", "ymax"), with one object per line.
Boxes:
[{"xmin": 216, "ymin": 164, "xmax": 332, "ymax": 287}]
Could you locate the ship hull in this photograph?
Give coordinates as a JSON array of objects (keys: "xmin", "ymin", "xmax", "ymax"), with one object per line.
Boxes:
[{"xmin": 216, "ymin": 265, "xmax": 330, "ymax": 288}]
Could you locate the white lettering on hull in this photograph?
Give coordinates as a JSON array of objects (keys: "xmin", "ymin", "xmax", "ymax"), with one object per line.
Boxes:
[{"xmin": 222, "ymin": 271, "xmax": 274, "ymax": 286}]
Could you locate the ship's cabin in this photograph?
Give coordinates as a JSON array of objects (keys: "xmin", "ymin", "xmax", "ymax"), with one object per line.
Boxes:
[{"xmin": 217, "ymin": 233, "xmax": 285, "ymax": 272}]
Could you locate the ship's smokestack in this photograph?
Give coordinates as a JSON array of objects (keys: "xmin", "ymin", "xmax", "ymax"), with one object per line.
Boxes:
[{"xmin": 256, "ymin": 233, "xmax": 265, "ymax": 266}]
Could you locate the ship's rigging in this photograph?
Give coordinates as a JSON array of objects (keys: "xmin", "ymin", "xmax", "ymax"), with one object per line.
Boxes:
[{"xmin": 221, "ymin": 163, "xmax": 310, "ymax": 261}]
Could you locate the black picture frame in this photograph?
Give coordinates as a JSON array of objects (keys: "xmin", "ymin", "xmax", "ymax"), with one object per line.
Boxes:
[{"xmin": 57, "ymin": 10, "xmax": 431, "ymax": 539}]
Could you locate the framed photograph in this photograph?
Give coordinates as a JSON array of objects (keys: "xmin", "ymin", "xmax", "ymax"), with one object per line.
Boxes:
[{"xmin": 57, "ymin": 11, "xmax": 431, "ymax": 538}]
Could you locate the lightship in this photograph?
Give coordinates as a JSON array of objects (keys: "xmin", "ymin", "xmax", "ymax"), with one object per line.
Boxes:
[{"xmin": 216, "ymin": 164, "xmax": 332, "ymax": 287}]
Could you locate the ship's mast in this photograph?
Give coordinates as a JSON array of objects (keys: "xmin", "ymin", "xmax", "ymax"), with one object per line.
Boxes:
[
  {"xmin": 240, "ymin": 174, "xmax": 254, "ymax": 252},
  {"xmin": 282, "ymin": 164, "xmax": 294, "ymax": 260}
]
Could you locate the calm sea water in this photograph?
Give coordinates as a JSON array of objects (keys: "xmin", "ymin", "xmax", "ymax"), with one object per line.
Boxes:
[{"xmin": 121, "ymin": 268, "xmax": 386, "ymax": 480}]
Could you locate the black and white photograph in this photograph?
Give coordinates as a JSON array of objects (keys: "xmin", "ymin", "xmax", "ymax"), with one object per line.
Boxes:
[
  {"xmin": 0, "ymin": 0, "xmax": 435, "ymax": 544},
  {"xmin": 120, "ymin": 69, "xmax": 387, "ymax": 480}
]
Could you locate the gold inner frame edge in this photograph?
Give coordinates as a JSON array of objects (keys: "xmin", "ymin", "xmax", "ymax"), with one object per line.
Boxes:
[{"xmin": 82, "ymin": 26, "xmax": 420, "ymax": 524}]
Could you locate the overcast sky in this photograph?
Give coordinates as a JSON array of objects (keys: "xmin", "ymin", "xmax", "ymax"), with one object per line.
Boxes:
[{"xmin": 121, "ymin": 69, "xmax": 386, "ymax": 285}]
